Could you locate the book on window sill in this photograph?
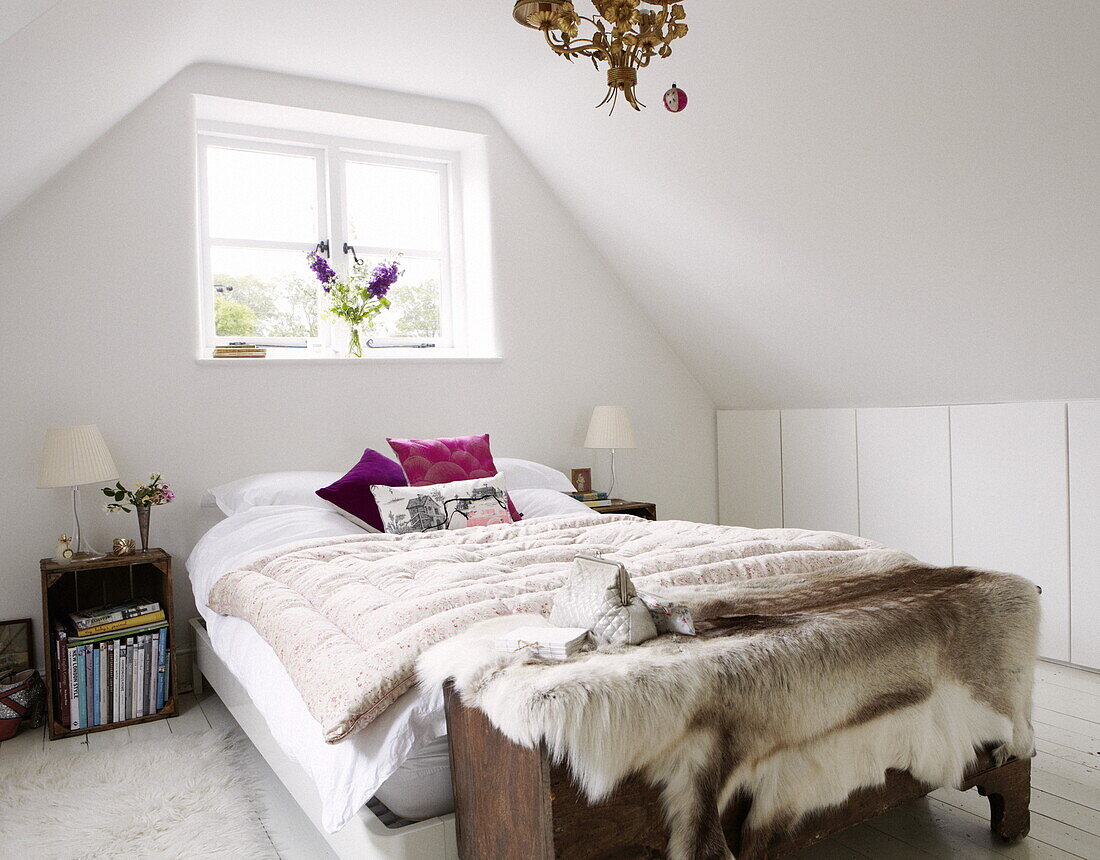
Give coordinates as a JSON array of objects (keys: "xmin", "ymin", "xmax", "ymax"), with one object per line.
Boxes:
[
  {"xmin": 492, "ymin": 626, "xmax": 590, "ymax": 662},
  {"xmin": 213, "ymin": 347, "xmax": 267, "ymax": 358}
]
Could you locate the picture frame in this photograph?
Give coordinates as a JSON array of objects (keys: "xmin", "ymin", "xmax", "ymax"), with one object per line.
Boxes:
[
  {"xmin": 571, "ymin": 468, "xmax": 593, "ymax": 494},
  {"xmin": 0, "ymin": 618, "xmax": 33, "ymax": 678}
]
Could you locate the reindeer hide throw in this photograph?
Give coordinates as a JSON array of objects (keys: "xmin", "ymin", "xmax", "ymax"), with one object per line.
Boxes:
[{"xmin": 418, "ymin": 557, "xmax": 1039, "ymax": 860}]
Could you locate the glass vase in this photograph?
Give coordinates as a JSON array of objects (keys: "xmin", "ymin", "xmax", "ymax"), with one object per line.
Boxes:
[{"xmin": 348, "ymin": 326, "xmax": 363, "ymax": 358}]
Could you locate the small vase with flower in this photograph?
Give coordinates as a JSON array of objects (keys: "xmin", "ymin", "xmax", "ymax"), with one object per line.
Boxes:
[{"xmin": 102, "ymin": 473, "xmax": 174, "ymax": 552}]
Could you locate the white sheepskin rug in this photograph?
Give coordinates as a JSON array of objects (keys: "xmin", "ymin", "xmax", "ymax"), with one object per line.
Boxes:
[{"xmin": 0, "ymin": 729, "xmax": 277, "ymax": 859}]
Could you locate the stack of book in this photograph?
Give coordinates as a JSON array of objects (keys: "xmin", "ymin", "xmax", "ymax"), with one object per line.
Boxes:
[
  {"xmin": 493, "ymin": 626, "xmax": 590, "ymax": 662},
  {"xmin": 569, "ymin": 491, "xmax": 608, "ymax": 504},
  {"xmin": 213, "ymin": 344, "xmax": 266, "ymax": 358},
  {"xmin": 54, "ymin": 598, "xmax": 171, "ymax": 730}
]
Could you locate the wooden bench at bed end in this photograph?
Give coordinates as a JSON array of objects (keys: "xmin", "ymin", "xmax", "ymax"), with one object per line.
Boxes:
[{"xmin": 443, "ymin": 682, "xmax": 1032, "ymax": 860}]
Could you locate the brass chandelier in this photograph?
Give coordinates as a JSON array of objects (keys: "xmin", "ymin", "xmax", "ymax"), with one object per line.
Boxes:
[{"xmin": 512, "ymin": 1, "xmax": 688, "ymax": 114}]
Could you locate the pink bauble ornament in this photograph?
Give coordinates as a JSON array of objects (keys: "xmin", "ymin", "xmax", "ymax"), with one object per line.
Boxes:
[{"xmin": 664, "ymin": 83, "xmax": 688, "ymax": 113}]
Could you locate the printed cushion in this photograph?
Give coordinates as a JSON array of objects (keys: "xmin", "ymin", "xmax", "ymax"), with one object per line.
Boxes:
[
  {"xmin": 371, "ymin": 474, "xmax": 514, "ymax": 534},
  {"xmin": 387, "ymin": 434, "xmax": 522, "ymax": 520},
  {"xmin": 316, "ymin": 449, "xmax": 408, "ymax": 532}
]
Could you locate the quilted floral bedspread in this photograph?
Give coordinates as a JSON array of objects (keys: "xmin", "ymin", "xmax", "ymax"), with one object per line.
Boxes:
[{"xmin": 207, "ymin": 514, "xmax": 893, "ymax": 743}]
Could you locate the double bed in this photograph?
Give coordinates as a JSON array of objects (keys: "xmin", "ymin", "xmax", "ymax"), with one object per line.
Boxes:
[{"xmin": 187, "ymin": 463, "xmax": 1037, "ymax": 860}]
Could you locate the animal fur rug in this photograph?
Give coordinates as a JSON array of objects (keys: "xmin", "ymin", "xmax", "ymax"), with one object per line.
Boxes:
[
  {"xmin": 419, "ymin": 557, "xmax": 1040, "ymax": 860},
  {"xmin": 0, "ymin": 729, "xmax": 276, "ymax": 859}
]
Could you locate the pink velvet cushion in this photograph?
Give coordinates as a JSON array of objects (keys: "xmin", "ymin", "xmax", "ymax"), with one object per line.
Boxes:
[{"xmin": 387, "ymin": 434, "xmax": 522, "ymax": 520}]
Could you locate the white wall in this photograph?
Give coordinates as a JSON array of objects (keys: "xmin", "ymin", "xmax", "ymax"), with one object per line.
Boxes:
[
  {"xmin": 0, "ymin": 65, "xmax": 717, "ymax": 662},
  {"xmin": 5, "ymin": 3, "xmax": 1099, "ymax": 414}
]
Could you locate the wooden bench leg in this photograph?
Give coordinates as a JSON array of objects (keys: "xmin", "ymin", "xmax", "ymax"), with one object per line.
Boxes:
[{"xmin": 966, "ymin": 756, "xmax": 1031, "ymax": 843}]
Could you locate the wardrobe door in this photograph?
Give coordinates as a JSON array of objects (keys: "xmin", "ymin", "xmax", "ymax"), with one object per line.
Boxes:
[
  {"xmin": 856, "ymin": 407, "xmax": 953, "ymax": 567},
  {"xmin": 717, "ymin": 411, "xmax": 783, "ymax": 529},
  {"xmin": 1069, "ymin": 402, "xmax": 1100, "ymax": 669},
  {"xmin": 951, "ymin": 402, "xmax": 1070, "ymax": 661},
  {"xmin": 781, "ymin": 409, "xmax": 859, "ymax": 534}
]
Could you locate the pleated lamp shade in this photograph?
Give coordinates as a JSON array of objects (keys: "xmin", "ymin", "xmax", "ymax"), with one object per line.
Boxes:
[
  {"xmin": 37, "ymin": 424, "xmax": 119, "ymax": 488},
  {"xmin": 584, "ymin": 406, "xmax": 636, "ymax": 449}
]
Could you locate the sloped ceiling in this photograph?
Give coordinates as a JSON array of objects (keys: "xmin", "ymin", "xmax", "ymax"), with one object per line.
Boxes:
[{"xmin": 3, "ymin": 0, "xmax": 1098, "ymax": 408}]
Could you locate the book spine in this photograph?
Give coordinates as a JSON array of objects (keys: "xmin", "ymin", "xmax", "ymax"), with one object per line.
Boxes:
[
  {"xmin": 71, "ymin": 609, "xmax": 124, "ymax": 630},
  {"xmin": 137, "ymin": 637, "xmax": 145, "ymax": 719},
  {"xmin": 105, "ymin": 641, "xmax": 113, "ymax": 724},
  {"xmin": 144, "ymin": 637, "xmax": 152, "ymax": 717},
  {"xmin": 75, "ymin": 646, "xmax": 86, "ymax": 729},
  {"xmin": 67, "ymin": 644, "xmax": 79, "ymax": 730},
  {"xmin": 115, "ymin": 642, "xmax": 123, "ymax": 725},
  {"xmin": 56, "ymin": 631, "xmax": 70, "ymax": 729},
  {"xmin": 119, "ymin": 600, "xmax": 160, "ymax": 619},
  {"xmin": 92, "ymin": 646, "xmax": 101, "ymax": 726},
  {"xmin": 84, "ymin": 645, "xmax": 94, "ymax": 728},
  {"xmin": 140, "ymin": 635, "xmax": 148, "ymax": 716},
  {"xmin": 93, "ymin": 643, "xmax": 101, "ymax": 726},
  {"xmin": 135, "ymin": 640, "xmax": 146, "ymax": 719},
  {"xmin": 157, "ymin": 628, "xmax": 168, "ymax": 710},
  {"xmin": 100, "ymin": 642, "xmax": 109, "ymax": 725},
  {"xmin": 148, "ymin": 634, "xmax": 158, "ymax": 714},
  {"xmin": 118, "ymin": 640, "xmax": 126, "ymax": 721},
  {"xmin": 125, "ymin": 637, "xmax": 134, "ymax": 721},
  {"xmin": 78, "ymin": 611, "xmax": 166, "ymax": 638}
]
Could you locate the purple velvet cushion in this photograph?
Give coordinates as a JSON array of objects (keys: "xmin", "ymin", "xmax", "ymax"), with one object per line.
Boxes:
[
  {"xmin": 316, "ymin": 449, "xmax": 407, "ymax": 531},
  {"xmin": 387, "ymin": 434, "xmax": 522, "ymax": 521}
]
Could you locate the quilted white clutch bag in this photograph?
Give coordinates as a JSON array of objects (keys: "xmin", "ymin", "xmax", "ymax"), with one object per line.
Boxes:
[{"xmin": 549, "ymin": 554, "xmax": 658, "ymax": 646}]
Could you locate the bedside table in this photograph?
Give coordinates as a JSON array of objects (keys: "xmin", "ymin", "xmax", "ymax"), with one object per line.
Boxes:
[
  {"xmin": 588, "ymin": 499, "xmax": 656, "ymax": 520},
  {"xmin": 40, "ymin": 549, "xmax": 178, "ymax": 740}
]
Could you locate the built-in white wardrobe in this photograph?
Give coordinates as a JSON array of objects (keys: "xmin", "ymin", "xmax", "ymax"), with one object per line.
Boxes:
[{"xmin": 717, "ymin": 401, "xmax": 1099, "ymax": 670}]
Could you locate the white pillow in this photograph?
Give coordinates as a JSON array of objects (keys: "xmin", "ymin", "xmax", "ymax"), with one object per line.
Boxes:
[
  {"xmin": 372, "ymin": 474, "xmax": 513, "ymax": 534},
  {"xmin": 203, "ymin": 471, "xmax": 343, "ymax": 516},
  {"xmin": 494, "ymin": 458, "xmax": 575, "ymax": 493},
  {"xmin": 508, "ymin": 488, "xmax": 601, "ymax": 520}
]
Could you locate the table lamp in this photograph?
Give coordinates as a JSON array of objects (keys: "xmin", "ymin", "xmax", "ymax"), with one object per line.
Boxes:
[
  {"xmin": 584, "ymin": 405, "xmax": 636, "ymax": 498},
  {"xmin": 37, "ymin": 424, "xmax": 118, "ymax": 560}
]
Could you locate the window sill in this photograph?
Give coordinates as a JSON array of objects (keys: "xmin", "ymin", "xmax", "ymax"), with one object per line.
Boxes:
[{"xmin": 196, "ymin": 349, "xmax": 501, "ymax": 365}]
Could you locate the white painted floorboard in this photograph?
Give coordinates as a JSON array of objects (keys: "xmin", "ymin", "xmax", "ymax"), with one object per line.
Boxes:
[{"xmin": 2, "ymin": 662, "xmax": 1098, "ymax": 859}]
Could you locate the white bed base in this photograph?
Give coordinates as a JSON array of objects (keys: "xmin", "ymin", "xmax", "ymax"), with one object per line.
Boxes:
[{"xmin": 190, "ymin": 618, "xmax": 458, "ymax": 860}]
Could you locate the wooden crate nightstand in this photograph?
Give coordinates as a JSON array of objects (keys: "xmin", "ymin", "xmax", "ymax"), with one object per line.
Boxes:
[
  {"xmin": 40, "ymin": 549, "xmax": 178, "ymax": 740},
  {"xmin": 588, "ymin": 500, "xmax": 656, "ymax": 520}
]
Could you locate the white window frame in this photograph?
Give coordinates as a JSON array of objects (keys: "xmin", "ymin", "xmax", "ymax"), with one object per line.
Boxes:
[{"xmin": 196, "ymin": 122, "xmax": 465, "ymax": 355}]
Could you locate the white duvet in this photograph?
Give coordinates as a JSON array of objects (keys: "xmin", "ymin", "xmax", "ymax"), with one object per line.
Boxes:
[{"xmin": 186, "ymin": 490, "xmax": 596, "ymax": 832}]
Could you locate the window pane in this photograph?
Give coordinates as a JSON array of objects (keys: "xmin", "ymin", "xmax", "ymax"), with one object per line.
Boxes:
[
  {"xmin": 361, "ymin": 256, "xmax": 442, "ymax": 339},
  {"xmin": 346, "ymin": 162, "xmax": 442, "ymax": 251},
  {"xmin": 207, "ymin": 146, "xmax": 318, "ymax": 242},
  {"xmin": 211, "ymin": 247, "xmax": 319, "ymax": 338}
]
